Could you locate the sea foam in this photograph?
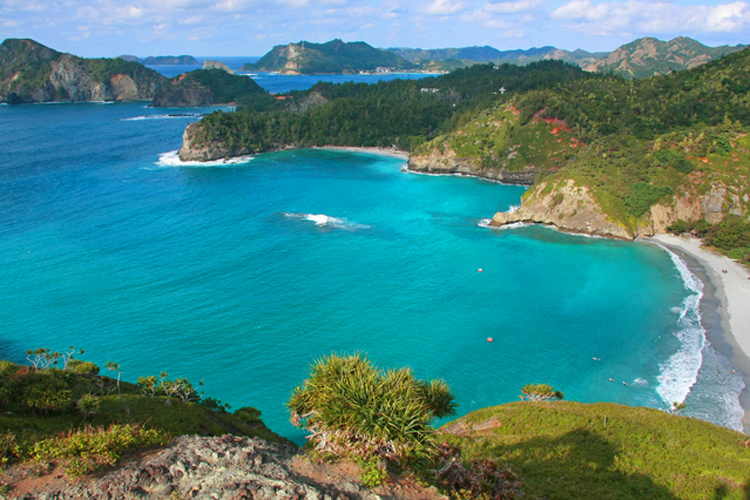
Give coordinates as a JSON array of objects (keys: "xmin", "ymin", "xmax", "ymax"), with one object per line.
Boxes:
[
  {"xmin": 283, "ymin": 212, "xmax": 370, "ymax": 230},
  {"xmin": 655, "ymin": 244, "xmax": 706, "ymax": 408},
  {"xmin": 122, "ymin": 113, "xmax": 203, "ymax": 121},
  {"xmin": 155, "ymin": 150, "xmax": 254, "ymax": 168}
]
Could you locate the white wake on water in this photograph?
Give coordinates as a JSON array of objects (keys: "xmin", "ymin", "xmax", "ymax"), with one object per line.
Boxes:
[
  {"xmin": 655, "ymin": 244, "xmax": 706, "ymax": 409},
  {"xmin": 122, "ymin": 113, "xmax": 203, "ymax": 121},
  {"xmin": 283, "ymin": 212, "xmax": 370, "ymax": 230},
  {"xmin": 154, "ymin": 150, "xmax": 254, "ymax": 168}
]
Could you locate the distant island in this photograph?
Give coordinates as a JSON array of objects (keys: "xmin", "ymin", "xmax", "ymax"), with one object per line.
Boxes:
[
  {"xmin": 0, "ymin": 39, "xmax": 262, "ymax": 107},
  {"xmin": 117, "ymin": 54, "xmax": 199, "ymax": 65},
  {"xmin": 240, "ymin": 39, "xmax": 417, "ymax": 74}
]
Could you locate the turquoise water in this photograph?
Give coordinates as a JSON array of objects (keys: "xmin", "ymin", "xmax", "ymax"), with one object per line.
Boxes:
[{"xmin": 0, "ymin": 101, "xmax": 744, "ymax": 442}]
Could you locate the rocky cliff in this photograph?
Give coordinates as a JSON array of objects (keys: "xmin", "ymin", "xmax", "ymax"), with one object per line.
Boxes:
[
  {"xmin": 178, "ymin": 122, "xmax": 251, "ymax": 161},
  {"xmin": 0, "ymin": 38, "xmax": 166, "ymax": 103},
  {"xmin": 203, "ymin": 59, "xmax": 235, "ymax": 74},
  {"xmin": 407, "ymin": 151, "xmax": 539, "ymax": 184},
  {"xmin": 489, "ymin": 178, "xmax": 749, "ymax": 239}
]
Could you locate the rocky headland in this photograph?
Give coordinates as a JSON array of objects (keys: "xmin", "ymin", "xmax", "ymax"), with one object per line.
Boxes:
[{"xmin": 0, "ymin": 39, "xmax": 166, "ymax": 104}]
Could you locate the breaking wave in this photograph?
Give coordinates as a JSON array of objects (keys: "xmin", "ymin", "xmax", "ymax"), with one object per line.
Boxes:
[{"xmin": 283, "ymin": 212, "xmax": 370, "ymax": 230}]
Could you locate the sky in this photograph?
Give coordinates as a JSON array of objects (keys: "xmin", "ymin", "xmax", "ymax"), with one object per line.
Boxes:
[{"xmin": 1, "ymin": 0, "xmax": 748, "ymax": 57}]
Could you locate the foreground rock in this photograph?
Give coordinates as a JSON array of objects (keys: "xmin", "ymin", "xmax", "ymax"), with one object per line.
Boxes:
[{"xmin": 13, "ymin": 435, "xmax": 445, "ymax": 500}]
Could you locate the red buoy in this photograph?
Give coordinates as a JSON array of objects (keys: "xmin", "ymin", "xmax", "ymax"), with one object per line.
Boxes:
[
  {"xmin": 487, "ymin": 337, "xmax": 494, "ymax": 342},
  {"xmin": 478, "ymin": 268, "xmax": 483, "ymax": 272}
]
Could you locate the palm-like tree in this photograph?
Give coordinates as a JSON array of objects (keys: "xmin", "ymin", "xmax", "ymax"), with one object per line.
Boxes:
[{"xmin": 288, "ymin": 353, "xmax": 456, "ymax": 465}]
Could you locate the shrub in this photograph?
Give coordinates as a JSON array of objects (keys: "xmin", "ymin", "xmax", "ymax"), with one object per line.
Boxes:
[
  {"xmin": 68, "ymin": 360, "xmax": 99, "ymax": 375},
  {"xmin": 520, "ymin": 383, "xmax": 564, "ymax": 402},
  {"xmin": 31, "ymin": 424, "xmax": 169, "ymax": 478},
  {"xmin": 288, "ymin": 353, "xmax": 456, "ymax": 465}
]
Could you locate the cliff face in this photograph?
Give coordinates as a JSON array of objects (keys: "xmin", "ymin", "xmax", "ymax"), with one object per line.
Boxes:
[
  {"xmin": 408, "ymin": 150, "xmax": 539, "ymax": 184},
  {"xmin": 490, "ymin": 178, "xmax": 749, "ymax": 239},
  {"xmin": 178, "ymin": 122, "xmax": 251, "ymax": 161},
  {"xmin": 0, "ymin": 38, "xmax": 165, "ymax": 103},
  {"xmin": 490, "ymin": 179, "xmax": 634, "ymax": 239}
]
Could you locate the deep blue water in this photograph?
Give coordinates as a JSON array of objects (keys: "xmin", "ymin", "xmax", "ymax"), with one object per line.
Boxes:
[
  {"xmin": 145, "ymin": 55, "xmax": 433, "ymax": 93},
  {"xmin": 0, "ymin": 100, "xmax": 744, "ymax": 442}
]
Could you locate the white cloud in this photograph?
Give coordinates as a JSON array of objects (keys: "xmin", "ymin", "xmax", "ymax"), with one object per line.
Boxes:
[
  {"xmin": 485, "ymin": 0, "xmax": 543, "ymax": 14},
  {"xmin": 551, "ymin": 0, "xmax": 750, "ymax": 34},
  {"xmin": 425, "ymin": 0, "xmax": 465, "ymax": 15}
]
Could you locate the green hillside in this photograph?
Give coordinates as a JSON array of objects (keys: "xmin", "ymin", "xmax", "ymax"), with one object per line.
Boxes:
[
  {"xmin": 150, "ymin": 68, "xmax": 272, "ymax": 107},
  {"xmin": 440, "ymin": 402, "xmax": 750, "ymax": 499}
]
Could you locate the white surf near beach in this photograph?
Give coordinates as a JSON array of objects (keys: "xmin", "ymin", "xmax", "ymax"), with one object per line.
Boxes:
[{"xmin": 155, "ymin": 150, "xmax": 255, "ymax": 168}]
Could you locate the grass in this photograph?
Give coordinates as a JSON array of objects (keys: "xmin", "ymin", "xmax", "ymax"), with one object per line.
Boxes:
[{"xmin": 440, "ymin": 401, "xmax": 750, "ymax": 499}]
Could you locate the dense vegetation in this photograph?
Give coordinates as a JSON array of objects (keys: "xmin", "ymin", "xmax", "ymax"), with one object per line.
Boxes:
[
  {"xmin": 151, "ymin": 68, "xmax": 271, "ymax": 107},
  {"xmin": 441, "ymin": 402, "xmax": 750, "ymax": 499},
  {"xmin": 189, "ymin": 60, "xmax": 596, "ymax": 153},
  {"xmin": 0, "ymin": 348, "xmax": 280, "ymax": 479}
]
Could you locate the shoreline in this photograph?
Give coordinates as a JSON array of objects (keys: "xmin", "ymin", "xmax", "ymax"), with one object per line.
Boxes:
[
  {"xmin": 318, "ymin": 146, "xmax": 409, "ymax": 160},
  {"xmin": 644, "ymin": 234, "xmax": 750, "ymax": 432}
]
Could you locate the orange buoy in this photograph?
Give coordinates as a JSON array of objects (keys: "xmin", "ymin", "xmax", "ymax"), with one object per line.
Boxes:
[
  {"xmin": 487, "ymin": 337, "xmax": 494, "ymax": 342},
  {"xmin": 478, "ymin": 268, "xmax": 483, "ymax": 272}
]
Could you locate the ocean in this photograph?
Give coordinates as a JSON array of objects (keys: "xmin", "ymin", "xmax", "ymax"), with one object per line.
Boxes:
[{"xmin": 0, "ymin": 76, "xmax": 745, "ymax": 443}]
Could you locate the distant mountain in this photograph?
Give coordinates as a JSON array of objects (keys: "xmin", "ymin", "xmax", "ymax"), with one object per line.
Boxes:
[
  {"xmin": 202, "ymin": 60, "xmax": 234, "ymax": 74},
  {"xmin": 0, "ymin": 38, "xmax": 166, "ymax": 104},
  {"xmin": 242, "ymin": 39, "xmax": 415, "ymax": 74},
  {"xmin": 387, "ymin": 45, "xmax": 607, "ymax": 67},
  {"xmin": 117, "ymin": 55, "xmax": 199, "ymax": 65},
  {"xmin": 583, "ymin": 36, "xmax": 747, "ymax": 78}
]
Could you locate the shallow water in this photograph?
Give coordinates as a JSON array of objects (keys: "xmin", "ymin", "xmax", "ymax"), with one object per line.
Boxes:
[{"xmin": 0, "ymin": 101, "xmax": 744, "ymax": 442}]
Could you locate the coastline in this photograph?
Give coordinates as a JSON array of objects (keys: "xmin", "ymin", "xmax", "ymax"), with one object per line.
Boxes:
[
  {"xmin": 318, "ymin": 146, "xmax": 408, "ymax": 160},
  {"xmin": 645, "ymin": 234, "xmax": 750, "ymax": 431}
]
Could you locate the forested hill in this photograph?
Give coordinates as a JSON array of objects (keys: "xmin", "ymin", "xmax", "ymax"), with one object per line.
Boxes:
[
  {"xmin": 178, "ymin": 60, "xmax": 596, "ymax": 162},
  {"xmin": 0, "ymin": 38, "xmax": 166, "ymax": 103},
  {"xmin": 241, "ymin": 39, "xmax": 415, "ymax": 74},
  {"xmin": 480, "ymin": 46, "xmax": 750, "ymax": 245},
  {"xmin": 150, "ymin": 69, "xmax": 270, "ymax": 108}
]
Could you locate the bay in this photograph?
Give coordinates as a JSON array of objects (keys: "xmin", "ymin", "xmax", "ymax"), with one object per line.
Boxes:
[{"xmin": 0, "ymin": 96, "xmax": 744, "ymax": 442}]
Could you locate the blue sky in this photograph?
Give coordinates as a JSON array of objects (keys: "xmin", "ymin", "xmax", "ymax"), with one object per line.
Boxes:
[{"xmin": 1, "ymin": 0, "xmax": 748, "ymax": 57}]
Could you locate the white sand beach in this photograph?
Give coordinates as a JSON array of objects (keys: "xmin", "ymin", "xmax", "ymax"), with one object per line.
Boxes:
[
  {"xmin": 649, "ymin": 234, "xmax": 750, "ymax": 430},
  {"xmin": 319, "ymin": 146, "xmax": 409, "ymax": 159},
  {"xmin": 649, "ymin": 234, "xmax": 750, "ymax": 368}
]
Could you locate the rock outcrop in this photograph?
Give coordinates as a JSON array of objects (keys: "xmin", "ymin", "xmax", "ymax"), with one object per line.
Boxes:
[
  {"xmin": 203, "ymin": 59, "xmax": 235, "ymax": 74},
  {"xmin": 408, "ymin": 152, "xmax": 538, "ymax": 184},
  {"xmin": 178, "ymin": 122, "xmax": 251, "ymax": 161},
  {"xmin": 14, "ymin": 435, "xmax": 445, "ymax": 500},
  {"xmin": 489, "ymin": 179, "xmax": 634, "ymax": 239},
  {"xmin": 489, "ymin": 178, "xmax": 748, "ymax": 239}
]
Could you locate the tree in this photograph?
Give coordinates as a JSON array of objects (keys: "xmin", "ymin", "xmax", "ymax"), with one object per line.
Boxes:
[
  {"xmin": 288, "ymin": 353, "xmax": 456, "ymax": 465},
  {"xmin": 105, "ymin": 360, "xmax": 130, "ymax": 415}
]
